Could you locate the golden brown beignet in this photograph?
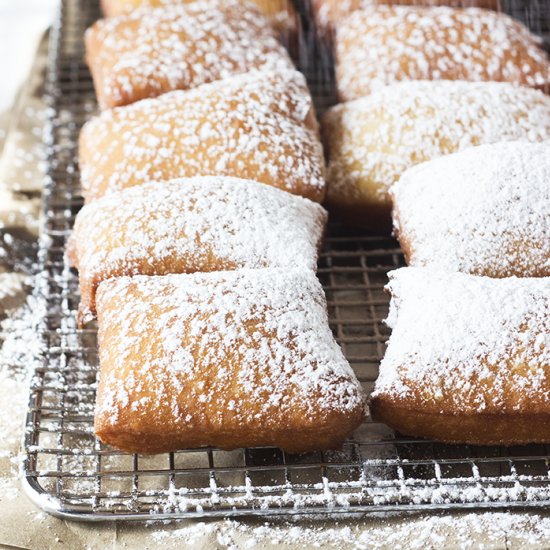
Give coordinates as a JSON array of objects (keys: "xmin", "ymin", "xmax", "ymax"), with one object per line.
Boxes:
[
  {"xmin": 311, "ymin": 0, "xmax": 500, "ymax": 38},
  {"xmin": 322, "ymin": 80, "xmax": 550, "ymax": 228},
  {"xmin": 86, "ymin": 0, "xmax": 295, "ymax": 109},
  {"xmin": 100, "ymin": 0, "xmax": 298, "ymax": 38},
  {"xmin": 392, "ymin": 142, "xmax": 550, "ymax": 278},
  {"xmin": 69, "ymin": 176, "xmax": 327, "ymax": 324},
  {"xmin": 335, "ymin": 6, "xmax": 550, "ymax": 101},
  {"xmin": 79, "ymin": 69, "xmax": 325, "ymax": 203},
  {"xmin": 370, "ymin": 268, "xmax": 550, "ymax": 445},
  {"xmin": 95, "ymin": 269, "xmax": 366, "ymax": 454}
]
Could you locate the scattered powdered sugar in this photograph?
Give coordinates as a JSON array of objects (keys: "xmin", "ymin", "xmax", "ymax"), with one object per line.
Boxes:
[
  {"xmin": 0, "ymin": 270, "xmax": 47, "ymax": 488},
  {"xmin": 70, "ymin": 176, "xmax": 327, "ymax": 320},
  {"xmin": 86, "ymin": 0, "xmax": 295, "ymax": 108},
  {"xmin": 95, "ymin": 269, "xmax": 365, "ymax": 448},
  {"xmin": 0, "ymin": 476, "xmax": 19, "ymax": 502},
  {"xmin": 335, "ymin": 6, "xmax": 550, "ymax": 101},
  {"xmin": 373, "ymin": 267, "xmax": 550, "ymax": 413},
  {"xmin": 393, "ymin": 141, "xmax": 550, "ymax": 277},
  {"xmin": 323, "ymin": 80, "xmax": 550, "ymax": 206},
  {"xmin": 80, "ymin": 69, "xmax": 325, "ymax": 202},
  {"xmin": 0, "ymin": 272, "xmax": 24, "ymax": 303},
  {"xmin": 148, "ymin": 512, "xmax": 550, "ymax": 548}
]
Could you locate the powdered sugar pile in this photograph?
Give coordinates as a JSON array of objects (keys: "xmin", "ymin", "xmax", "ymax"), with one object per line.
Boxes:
[
  {"xmin": 323, "ymin": 80, "xmax": 550, "ymax": 205},
  {"xmin": 86, "ymin": 0, "xmax": 294, "ymax": 108},
  {"xmin": 80, "ymin": 69, "xmax": 325, "ymax": 202},
  {"xmin": 335, "ymin": 6, "xmax": 550, "ymax": 101},
  {"xmin": 373, "ymin": 267, "xmax": 550, "ymax": 412},
  {"xmin": 393, "ymin": 141, "xmax": 550, "ymax": 277},
  {"xmin": 95, "ymin": 268, "xmax": 365, "ymax": 447},
  {"xmin": 70, "ymin": 176, "xmax": 327, "ymax": 320}
]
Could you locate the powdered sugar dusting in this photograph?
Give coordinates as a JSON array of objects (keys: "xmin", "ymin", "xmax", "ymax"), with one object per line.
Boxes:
[
  {"xmin": 87, "ymin": 0, "xmax": 295, "ymax": 108},
  {"xmin": 101, "ymin": 0, "xmax": 298, "ymax": 36},
  {"xmin": 311, "ymin": 0, "xmax": 501, "ymax": 36},
  {"xmin": 393, "ymin": 141, "xmax": 550, "ymax": 277},
  {"xmin": 80, "ymin": 69, "xmax": 325, "ymax": 202},
  {"xmin": 323, "ymin": 80, "xmax": 550, "ymax": 208},
  {"xmin": 373, "ymin": 267, "xmax": 550, "ymax": 413},
  {"xmin": 70, "ymin": 176, "xmax": 327, "ymax": 320},
  {"xmin": 95, "ymin": 269, "xmax": 365, "ymax": 449},
  {"xmin": 335, "ymin": 6, "xmax": 550, "ymax": 101}
]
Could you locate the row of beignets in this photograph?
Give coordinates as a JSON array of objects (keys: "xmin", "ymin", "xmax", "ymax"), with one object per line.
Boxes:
[
  {"xmin": 317, "ymin": 2, "xmax": 550, "ymax": 444},
  {"xmin": 82, "ymin": 0, "xmax": 550, "ymax": 229},
  {"xmin": 371, "ymin": 142, "xmax": 550, "ymax": 445},
  {"xmin": 76, "ymin": 0, "xmax": 550, "ymax": 451},
  {"xmin": 322, "ymin": 3, "xmax": 550, "ymax": 227},
  {"xmin": 77, "ymin": 1, "xmax": 367, "ymax": 454}
]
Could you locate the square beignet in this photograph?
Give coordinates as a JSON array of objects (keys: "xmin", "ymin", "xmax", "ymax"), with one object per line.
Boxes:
[
  {"xmin": 79, "ymin": 69, "xmax": 325, "ymax": 203},
  {"xmin": 86, "ymin": 0, "xmax": 295, "ymax": 109},
  {"xmin": 68, "ymin": 176, "xmax": 328, "ymax": 324},
  {"xmin": 335, "ymin": 6, "xmax": 550, "ymax": 102},
  {"xmin": 370, "ymin": 268, "xmax": 550, "ymax": 446},
  {"xmin": 322, "ymin": 80, "xmax": 550, "ymax": 228},
  {"xmin": 100, "ymin": 0, "xmax": 298, "ymax": 39},
  {"xmin": 393, "ymin": 141, "xmax": 550, "ymax": 278},
  {"xmin": 94, "ymin": 269, "xmax": 366, "ymax": 454}
]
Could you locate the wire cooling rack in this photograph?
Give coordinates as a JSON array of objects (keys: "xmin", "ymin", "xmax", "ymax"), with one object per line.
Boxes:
[{"xmin": 22, "ymin": 0, "xmax": 550, "ymax": 520}]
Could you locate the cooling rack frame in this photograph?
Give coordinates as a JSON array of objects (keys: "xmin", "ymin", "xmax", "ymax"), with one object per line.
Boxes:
[{"xmin": 21, "ymin": 0, "xmax": 550, "ymax": 521}]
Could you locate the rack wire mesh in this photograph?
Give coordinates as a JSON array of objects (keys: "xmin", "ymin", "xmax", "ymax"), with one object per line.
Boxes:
[{"xmin": 22, "ymin": 0, "xmax": 550, "ymax": 520}]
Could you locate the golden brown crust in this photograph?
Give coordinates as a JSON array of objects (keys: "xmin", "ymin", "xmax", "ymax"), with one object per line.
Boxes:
[
  {"xmin": 98, "ymin": 412, "xmax": 363, "ymax": 454},
  {"xmin": 78, "ymin": 70, "xmax": 325, "ymax": 203},
  {"xmin": 94, "ymin": 270, "xmax": 366, "ymax": 454},
  {"xmin": 370, "ymin": 399, "xmax": 550, "ymax": 446},
  {"xmin": 86, "ymin": 0, "xmax": 294, "ymax": 109}
]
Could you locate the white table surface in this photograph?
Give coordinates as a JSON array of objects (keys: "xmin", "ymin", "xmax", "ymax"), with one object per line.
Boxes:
[{"xmin": 0, "ymin": 0, "xmax": 58, "ymax": 115}]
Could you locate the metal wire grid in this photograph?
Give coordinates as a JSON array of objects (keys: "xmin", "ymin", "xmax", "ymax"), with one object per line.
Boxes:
[{"xmin": 22, "ymin": 0, "xmax": 550, "ymax": 520}]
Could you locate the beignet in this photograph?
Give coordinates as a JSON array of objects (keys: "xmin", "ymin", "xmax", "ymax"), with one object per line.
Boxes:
[
  {"xmin": 393, "ymin": 142, "xmax": 550, "ymax": 278},
  {"xmin": 100, "ymin": 0, "xmax": 298, "ymax": 38},
  {"xmin": 335, "ymin": 6, "xmax": 550, "ymax": 102},
  {"xmin": 370, "ymin": 268, "xmax": 550, "ymax": 446},
  {"xmin": 86, "ymin": 0, "xmax": 294, "ymax": 109},
  {"xmin": 79, "ymin": 69, "xmax": 325, "ymax": 203},
  {"xmin": 311, "ymin": 0, "xmax": 500, "ymax": 39},
  {"xmin": 322, "ymin": 80, "xmax": 550, "ymax": 227},
  {"xmin": 94, "ymin": 269, "xmax": 366, "ymax": 454},
  {"xmin": 69, "ymin": 176, "xmax": 327, "ymax": 324}
]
